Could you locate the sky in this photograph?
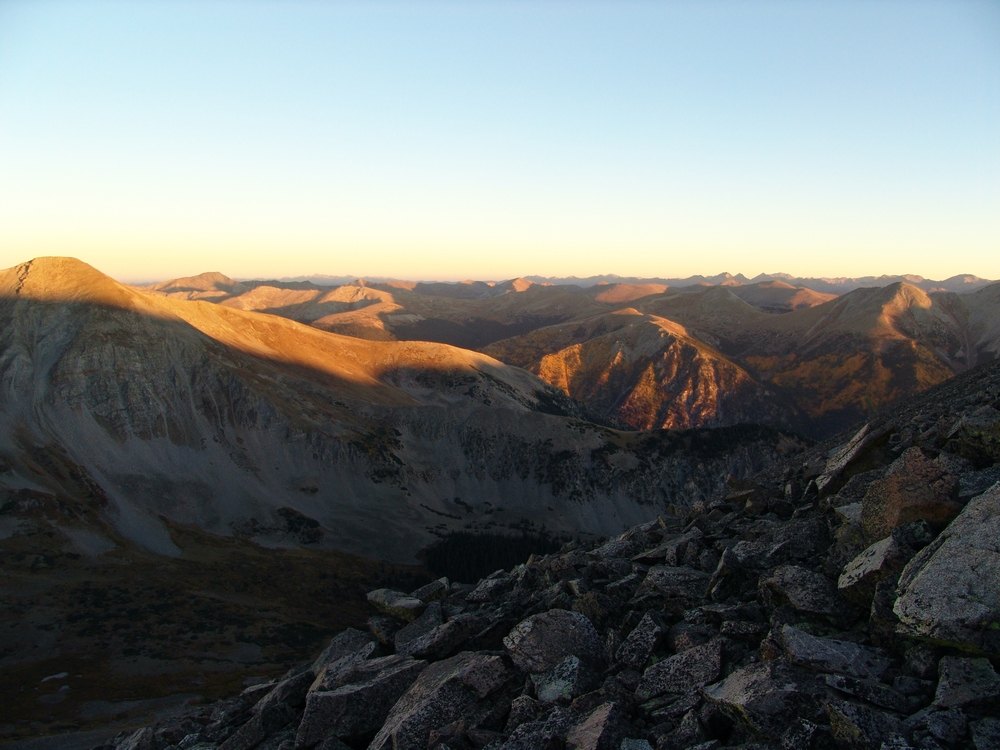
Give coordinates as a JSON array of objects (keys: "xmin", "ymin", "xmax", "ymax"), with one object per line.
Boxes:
[{"xmin": 0, "ymin": 1, "xmax": 998, "ymax": 283}]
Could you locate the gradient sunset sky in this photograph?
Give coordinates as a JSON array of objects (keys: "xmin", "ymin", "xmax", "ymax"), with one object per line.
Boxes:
[{"xmin": 1, "ymin": 1, "xmax": 998, "ymax": 282}]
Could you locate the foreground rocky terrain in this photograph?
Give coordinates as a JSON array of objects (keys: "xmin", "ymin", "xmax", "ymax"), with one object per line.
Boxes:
[{"xmin": 88, "ymin": 359, "xmax": 1000, "ymax": 749}]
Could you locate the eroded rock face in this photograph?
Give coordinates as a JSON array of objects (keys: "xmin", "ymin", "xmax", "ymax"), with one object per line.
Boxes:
[{"xmin": 894, "ymin": 483, "xmax": 1000, "ymax": 655}]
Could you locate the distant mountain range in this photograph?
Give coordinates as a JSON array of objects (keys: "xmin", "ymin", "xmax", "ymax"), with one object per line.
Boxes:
[
  {"xmin": 138, "ymin": 269, "xmax": 1000, "ymax": 439},
  {"xmin": 247, "ymin": 271, "xmax": 996, "ymax": 296}
]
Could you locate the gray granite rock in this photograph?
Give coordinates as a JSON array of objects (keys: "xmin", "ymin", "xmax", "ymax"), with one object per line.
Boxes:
[
  {"xmin": 614, "ymin": 610, "xmax": 666, "ymax": 670},
  {"xmin": 296, "ymin": 654, "xmax": 426, "ymax": 748},
  {"xmin": 503, "ymin": 609, "xmax": 603, "ymax": 674},
  {"xmin": 780, "ymin": 625, "xmax": 889, "ymax": 680},
  {"xmin": 894, "ymin": 484, "xmax": 1000, "ymax": 655},
  {"xmin": 702, "ymin": 661, "xmax": 825, "ymax": 741},
  {"xmin": 366, "ymin": 588, "xmax": 427, "ymax": 622},
  {"xmin": 932, "ymin": 656, "xmax": 1000, "ymax": 709},
  {"xmin": 636, "ymin": 639, "xmax": 722, "ymax": 700},
  {"xmin": 639, "ymin": 565, "xmax": 711, "ymax": 601},
  {"xmin": 368, "ymin": 651, "xmax": 511, "ymax": 750},
  {"xmin": 760, "ymin": 565, "xmax": 841, "ymax": 617},
  {"xmin": 825, "ymin": 699, "xmax": 901, "ymax": 750},
  {"xmin": 838, "ymin": 536, "xmax": 913, "ymax": 605}
]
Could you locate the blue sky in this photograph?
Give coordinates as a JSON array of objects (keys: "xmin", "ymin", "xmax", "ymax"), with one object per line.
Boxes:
[{"xmin": 1, "ymin": 1, "xmax": 998, "ymax": 282}]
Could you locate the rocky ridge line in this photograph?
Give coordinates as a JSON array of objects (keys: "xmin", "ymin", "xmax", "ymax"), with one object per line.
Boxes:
[{"xmin": 92, "ymin": 361, "xmax": 1000, "ymax": 750}]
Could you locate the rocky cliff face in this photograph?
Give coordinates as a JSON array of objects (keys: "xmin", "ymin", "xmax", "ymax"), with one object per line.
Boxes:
[{"xmin": 90, "ymin": 360, "xmax": 1000, "ymax": 749}]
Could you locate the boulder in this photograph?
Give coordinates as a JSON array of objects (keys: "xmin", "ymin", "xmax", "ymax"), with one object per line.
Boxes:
[
  {"xmin": 503, "ymin": 609, "xmax": 603, "ymax": 674},
  {"xmin": 368, "ymin": 651, "xmax": 512, "ymax": 750},
  {"xmin": 816, "ymin": 424, "xmax": 890, "ymax": 496},
  {"xmin": 972, "ymin": 717, "xmax": 1000, "ymax": 750},
  {"xmin": 946, "ymin": 404, "xmax": 1000, "ymax": 466},
  {"xmin": 823, "ymin": 674, "xmax": 909, "ymax": 713},
  {"xmin": 635, "ymin": 639, "xmax": 722, "ymax": 700},
  {"xmin": 500, "ymin": 706, "xmax": 575, "ymax": 749},
  {"xmin": 639, "ymin": 565, "xmax": 711, "ymax": 601},
  {"xmin": 759, "ymin": 565, "xmax": 841, "ymax": 618},
  {"xmin": 394, "ymin": 602, "xmax": 444, "ymax": 655},
  {"xmin": 614, "ymin": 610, "xmax": 666, "ymax": 670},
  {"xmin": 295, "ymin": 655, "xmax": 426, "ymax": 748},
  {"xmin": 837, "ymin": 536, "xmax": 913, "ymax": 605},
  {"xmin": 410, "ymin": 577, "xmax": 449, "ymax": 603},
  {"xmin": 893, "ymin": 483, "xmax": 1000, "ymax": 655},
  {"xmin": 702, "ymin": 661, "xmax": 825, "ymax": 741},
  {"xmin": 825, "ymin": 699, "xmax": 901, "ymax": 750},
  {"xmin": 564, "ymin": 702, "xmax": 625, "ymax": 750},
  {"xmin": 366, "ymin": 589, "xmax": 427, "ymax": 622},
  {"xmin": 531, "ymin": 654, "xmax": 598, "ymax": 703},
  {"xmin": 779, "ymin": 625, "xmax": 889, "ymax": 680},
  {"xmin": 400, "ymin": 612, "xmax": 483, "ymax": 661},
  {"xmin": 932, "ymin": 656, "xmax": 1000, "ymax": 709},
  {"xmin": 860, "ymin": 447, "xmax": 961, "ymax": 542},
  {"xmin": 311, "ymin": 628, "xmax": 377, "ymax": 673}
]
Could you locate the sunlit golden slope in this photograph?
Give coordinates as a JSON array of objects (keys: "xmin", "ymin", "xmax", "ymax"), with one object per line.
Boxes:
[{"xmin": 485, "ymin": 309, "xmax": 804, "ymax": 431}]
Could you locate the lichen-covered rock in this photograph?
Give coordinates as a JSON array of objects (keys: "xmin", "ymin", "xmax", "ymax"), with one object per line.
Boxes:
[
  {"xmin": 368, "ymin": 651, "xmax": 512, "ymax": 750},
  {"xmin": 837, "ymin": 536, "xmax": 913, "ymax": 605},
  {"xmin": 759, "ymin": 565, "xmax": 841, "ymax": 618},
  {"xmin": 503, "ymin": 609, "xmax": 603, "ymax": 674},
  {"xmin": 702, "ymin": 661, "xmax": 825, "ymax": 741},
  {"xmin": 779, "ymin": 625, "xmax": 889, "ymax": 680},
  {"xmin": 946, "ymin": 405, "xmax": 1000, "ymax": 466},
  {"xmin": 366, "ymin": 589, "xmax": 427, "ymax": 622},
  {"xmin": 825, "ymin": 699, "xmax": 901, "ymax": 750},
  {"xmin": 861, "ymin": 447, "xmax": 961, "ymax": 542},
  {"xmin": 932, "ymin": 656, "xmax": 1000, "ymax": 709},
  {"xmin": 614, "ymin": 610, "xmax": 666, "ymax": 670},
  {"xmin": 639, "ymin": 565, "xmax": 711, "ymax": 601},
  {"xmin": 530, "ymin": 654, "xmax": 598, "ymax": 704},
  {"xmin": 564, "ymin": 702, "xmax": 625, "ymax": 750},
  {"xmin": 635, "ymin": 639, "xmax": 722, "ymax": 700},
  {"xmin": 893, "ymin": 484, "xmax": 1000, "ymax": 655},
  {"xmin": 295, "ymin": 655, "xmax": 426, "ymax": 747}
]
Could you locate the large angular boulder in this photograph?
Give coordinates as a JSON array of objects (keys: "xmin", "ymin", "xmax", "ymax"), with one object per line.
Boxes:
[
  {"xmin": 861, "ymin": 447, "xmax": 961, "ymax": 542},
  {"xmin": 295, "ymin": 655, "xmax": 426, "ymax": 748},
  {"xmin": 837, "ymin": 536, "xmax": 913, "ymax": 605},
  {"xmin": 759, "ymin": 565, "xmax": 841, "ymax": 618},
  {"xmin": 366, "ymin": 589, "xmax": 427, "ymax": 622},
  {"xmin": 615, "ymin": 611, "xmax": 667, "ymax": 670},
  {"xmin": 825, "ymin": 699, "xmax": 902, "ymax": 750},
  {"xmin": 639, "ymin": 566, "xmax": 711, "ymax": 601},
  {"xmin": 893, "ymin": 483, "xmax": 1000, "ymax": 655},
  {"xmin": 816, "ymin": 424, "xmax": 891, "ymax": 496},
  {"xmin": 932, "ymin": 656, "xmax": 1000, "ymax": 709},
  {"xmin": 311, "ymin": 628, "xmax": 378, "ymax": 673},
  {"xmin": 564, "ymin": 702, "xmax": 626, "ymax": 750},
  {"xmin": 702, "ymin": 661, "xmax": 825, "ymax": 742},
  {"xmin": 635, "ymin": 639, "xmax": 722, "ymax": 701},
  {"xmin": 946, "ymin": 404, "xmax": 1000, "ymax": 466},
  {"xmin": 779, "ymin": 625, "xmax": 889, "ymax": 680},
  {"xmin": 503, "ymin": 609, "xmax": 603, "ymax": 674},
  {"xmin": 530, "ymin": 654, "xmax": 599, "ymax": 703},
  {"xmin": 368, "ymin": 651, "xmax": 512, "ymax": 750}
]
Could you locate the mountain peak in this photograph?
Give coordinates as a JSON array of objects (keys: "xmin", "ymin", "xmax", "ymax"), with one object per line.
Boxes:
[{"xmin": 0, "ymin": 256, "xmax": 139, "ymax": 308}]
